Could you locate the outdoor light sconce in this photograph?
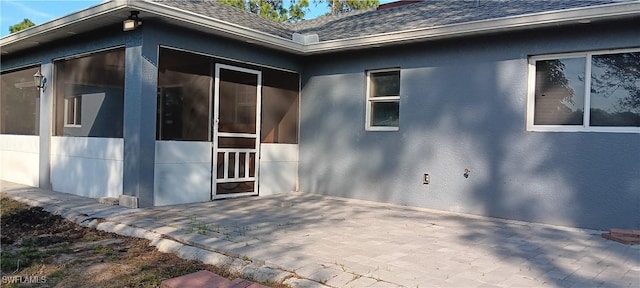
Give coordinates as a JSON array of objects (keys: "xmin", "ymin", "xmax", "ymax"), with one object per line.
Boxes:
[
  {"xmin": 33, "ymin": 69, "xmax": 46, "ymax": 91},
  {"xmin": 123, "ymin": 11, "xmax": 142, "ymax": 31}
]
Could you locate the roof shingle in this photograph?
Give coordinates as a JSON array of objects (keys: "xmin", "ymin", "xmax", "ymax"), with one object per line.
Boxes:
[
  {"xmin": 288, "ymin": 0, "xmax": 626, "ymax": 41},
  {"xmin": 154, "ymin": 0, "xmax": 294, "ymax": 39},
  {"xmin": 156, "ymin": 0, "xmax": 631, "ymax": 42}
]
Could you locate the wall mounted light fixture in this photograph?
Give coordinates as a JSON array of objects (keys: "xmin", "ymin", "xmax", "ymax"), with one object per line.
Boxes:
[
  {"xmin": 33, "ymin": 69, "xmax": 46, "ymax": 91},
  {"xmin": 123, "ymin": 11, "xmax": 142, "ymax": 31}
]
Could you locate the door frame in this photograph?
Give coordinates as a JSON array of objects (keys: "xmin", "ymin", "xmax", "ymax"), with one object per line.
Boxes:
[{"xmin": 212, "ymin": 63, "xmax": 262, "ymax": 200}]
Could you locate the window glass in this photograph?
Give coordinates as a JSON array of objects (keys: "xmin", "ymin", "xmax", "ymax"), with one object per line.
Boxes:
[
  {"xmin": 371, "ymin": 102, "xmax": 399, "ymax": 126},
  {"xmin": 54, "ymin": 48, "xmax": 125, "ymax": 137},
  {"xmin": 590, "ymin": 52, "xmax": 640, "ymax": 127},
  {"xmin": 370, "ymin": 70, "xmax": 400, "ymax": 97},
  {"xmin": 534, "ymin": 58, "xmax": 585, "ymax": 125},
  {"xmin": 367, "ymin": 69, "xmax": 400, "ymax": 130},
  {"xmin": 530, "ymin": 49, "xmax": 640, "ymax": 132},
  {"xmin": 64, "ymin": 96, "xmax": 82, "ymax": 126},
  {"xmin": 157, "ymin": 48, "xmax": 211, "ymax": 141},
  {"xmin": 0, "ymin": 66, "xmax": 40, "ymax": 135}
]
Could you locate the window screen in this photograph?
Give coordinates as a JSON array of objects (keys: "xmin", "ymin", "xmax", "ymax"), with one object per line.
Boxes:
[
  {"xmin": 54, "ymin": 48, "xmax": 125, "ymax": 137},
  {"xmin": 0, "ymin": 66, "xmax": 40, "ymax": 135},
  {"xmin": 157, "ymin": 48, "xmax": 212, "ymax": 141},
  {"xmin": 261, "ymin": 69, "xmax": 299, "ymax": 144}
]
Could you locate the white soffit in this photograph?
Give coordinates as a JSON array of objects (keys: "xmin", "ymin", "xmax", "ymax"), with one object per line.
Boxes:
[
  {"xmin": 0, "ymin": 0, "xmax": 306, "ymax": 55},
  {"xmin": 0, "ymin": 1, "xmax": 128, "ymax": 55},
  {"xmin": 126, "ymin": 0, "xmax": 306, "ymax": 53},
  {"xmin": 1, "ymin": 0, "xmax": 639, "ymax": 56}
]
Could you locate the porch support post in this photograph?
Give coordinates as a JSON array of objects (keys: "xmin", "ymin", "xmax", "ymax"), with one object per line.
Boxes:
[
  {"xmin": 122, "ymin": 32, "xmax": 158, "ymax": 207},
  {"xmin": 38, "ymin": 61, "xmax": 52, "ymax": 190}
]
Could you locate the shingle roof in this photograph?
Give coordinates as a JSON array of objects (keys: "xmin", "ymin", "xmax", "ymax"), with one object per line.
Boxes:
[
  {"xmin": 288, "ymin": 0, "xmax": 626, "ymax": 41},
  {"xmin": 155, "ymin": 0, "xmax": 631, "ymax": 42},
  {"xmin": 154, "ymin": 0, "xmax": 294, "ymax": 39}
]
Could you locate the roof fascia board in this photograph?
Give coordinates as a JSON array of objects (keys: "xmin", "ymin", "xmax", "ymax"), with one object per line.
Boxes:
[
  {"xmin": 0, "ymin": 0, "xmax": 127, "ymax": 48},
  {"xmin": 304, "ymin": 1, "xmax": 640, "ymax": 54},
  {"xmin": 2, "ymin": 1, "xmax": 638, "ymax": 56},
  {"xmin": 129, "ymin": 1, "xmax": 306, "ymax": 54},
  {"xmin": 0, "ymin": 0, "xmax": 306, "ymax": 55}
]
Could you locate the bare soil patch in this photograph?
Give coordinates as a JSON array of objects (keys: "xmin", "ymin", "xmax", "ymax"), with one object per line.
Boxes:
[{"xmin": 0, "ymin": 196, "xmax": 287, "ymax": 288}]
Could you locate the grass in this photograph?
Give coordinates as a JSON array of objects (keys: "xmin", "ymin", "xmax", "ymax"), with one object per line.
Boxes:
[
  {"xmin": 184, "ymin": 216, "xmax": 211, "ymax": 235},
  {"xmin": 47, "ymin": 269, "xmax": 64, "ymax": 278},
  {"xmin": 335, "ymin": 261, "xmax": 346, "ymax": 272},
  {"xmin": 139, "ymin": 265, "xmax": 152, "ymax": 272},
  {"xmin": 83, "ymin": 234, "xmax": 101, "ymax": 241},
  {"xmin": 0, "ymin": 196, "xmax": 29, "ymax": 216},
  {"xmin": 0, "ymin": 237, "xmax": 60, "ymax": 272},
  {"xmin": 1, "ymin": 250, "xmax": 34, "ymax": 272},
  {"xmin": 93, "ymin": 246, "xmax": 115, "ymax": 257}
]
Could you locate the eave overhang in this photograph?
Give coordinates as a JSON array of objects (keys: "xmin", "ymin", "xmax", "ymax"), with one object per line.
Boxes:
[
  {"xmin": 0, "ymin": 0, "xmax": 306, "ymax": 56},
  {"xmin": 1, "ymin": 0, "xmax": 639, "ymax": 57},
  {"xmin": 305, "ymin": 1, "xmax": 640, "ymax": 54}
]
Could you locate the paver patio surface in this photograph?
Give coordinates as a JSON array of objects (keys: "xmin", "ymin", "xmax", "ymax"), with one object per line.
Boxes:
[{"xmin": 2, "ymin": 181, "xmax": 638, "ymax": 288}]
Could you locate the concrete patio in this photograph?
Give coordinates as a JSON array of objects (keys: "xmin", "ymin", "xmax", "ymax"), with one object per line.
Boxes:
[{"xmin": 1, "ymin": 181, "xmax": 638, "ymax": 288}]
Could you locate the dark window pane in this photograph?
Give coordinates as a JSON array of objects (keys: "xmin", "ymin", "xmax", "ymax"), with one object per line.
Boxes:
[
  {"xmin": 157, "ymin": 48, "xmax": 211, "ymax": 141},
  {"xmin": 76, "ymin": 97, "xmax": 82, "ymax": 125},
  {"xmin": 370, "ymin": 70, "xmax": 400, "ymax": 97},
  {"xmin": 216, "ymin": 181, "xmax": 254, "ymax": 194},
  {"xmin": 228, "ymin": 153, "xmax": 236, "ymax": 178},
  {"xmin": 249, "ymin": 152, "xmax": 255, "ymax": 177},
  {"xmin": 0, "ymin": 66, "xmax": 40, "ymax": 135},
  {"xmin": 239, "ymin": 153, "xmax": 246, "ymax": 178},
  {"xmin": 54, "ymin": 48, "xmax": 124, "ymax": 137},
  {"xmin": 534, "ymin": 58, "xmax": 585, "ymax": 125},
  {"xmin": 216, "ymin": 152, "xmax": 225, "ymax": 179},
  {"xmin": 261, "ymin": 69, "xmax": 299, "ymax": 144},
  {"xmin": 590, "ymin": 52, "xmax": 640, "ymax": 127},
  {"xmin": 65, "ymin": 98, "xmax": 74, "ymax": 125},
  {"xmin": 217, "ymin": 137, "xmax": 256, "ymax": 149},
  {"xmin": 371, "ymin": 101, "xmax": 399, "ymax": 127},
  {"xmin": 218, "ymin": 69, "xmax": 257, "ymax": 134},
  {"xmin": 64, "ymin": 96, "xmax": 82, "ymax": 126}
]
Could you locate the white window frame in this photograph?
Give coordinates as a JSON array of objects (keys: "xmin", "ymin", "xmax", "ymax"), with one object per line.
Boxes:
[
  {"xmin": 527, "ymin": 48, "xmax": 640, "ymax": 133},
  {"xmin": 366, "ymin": 68, "xmax": 400, "ymax": 131},
  {"xmin": 64, "ymin": 96, "xmax": 81, "ymax": 127}
]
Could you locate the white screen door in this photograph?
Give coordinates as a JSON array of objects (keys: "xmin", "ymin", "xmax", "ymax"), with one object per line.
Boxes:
[{"xmin": 212, "ymin": 64, "xmax": 262, "ymax": 199}]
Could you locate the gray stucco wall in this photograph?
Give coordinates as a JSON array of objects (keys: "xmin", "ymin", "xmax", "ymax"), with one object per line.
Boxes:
[{"xmin": 299, "ymin": 21, "xmax": 640, "ymax": 230}]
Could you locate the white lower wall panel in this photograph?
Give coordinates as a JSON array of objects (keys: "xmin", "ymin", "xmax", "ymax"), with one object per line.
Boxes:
[
  {"xmin": 259, "ymin": 144, "xmax": 298, "ymax": 196},
  {"xmin": 153, "ymin": 142, "xmax": 297, "ymax": 204},
  {"xmin": 154, "ymin": 141, "xmax": 211, "ymax": 206},
  {"xmin": 259, "ymin": 161, "xmax": 297, "ymax": 196},
  {"xmin": 260, "ymin": 143, "xmax": 298, "ymax": 162},
  {"xmin": 50, "ymin": 137, "xmax": 123, "ymax": 198},
  {"xmin": 0, "ymin": 135, "xmax": 39, "ymax": 187}
]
